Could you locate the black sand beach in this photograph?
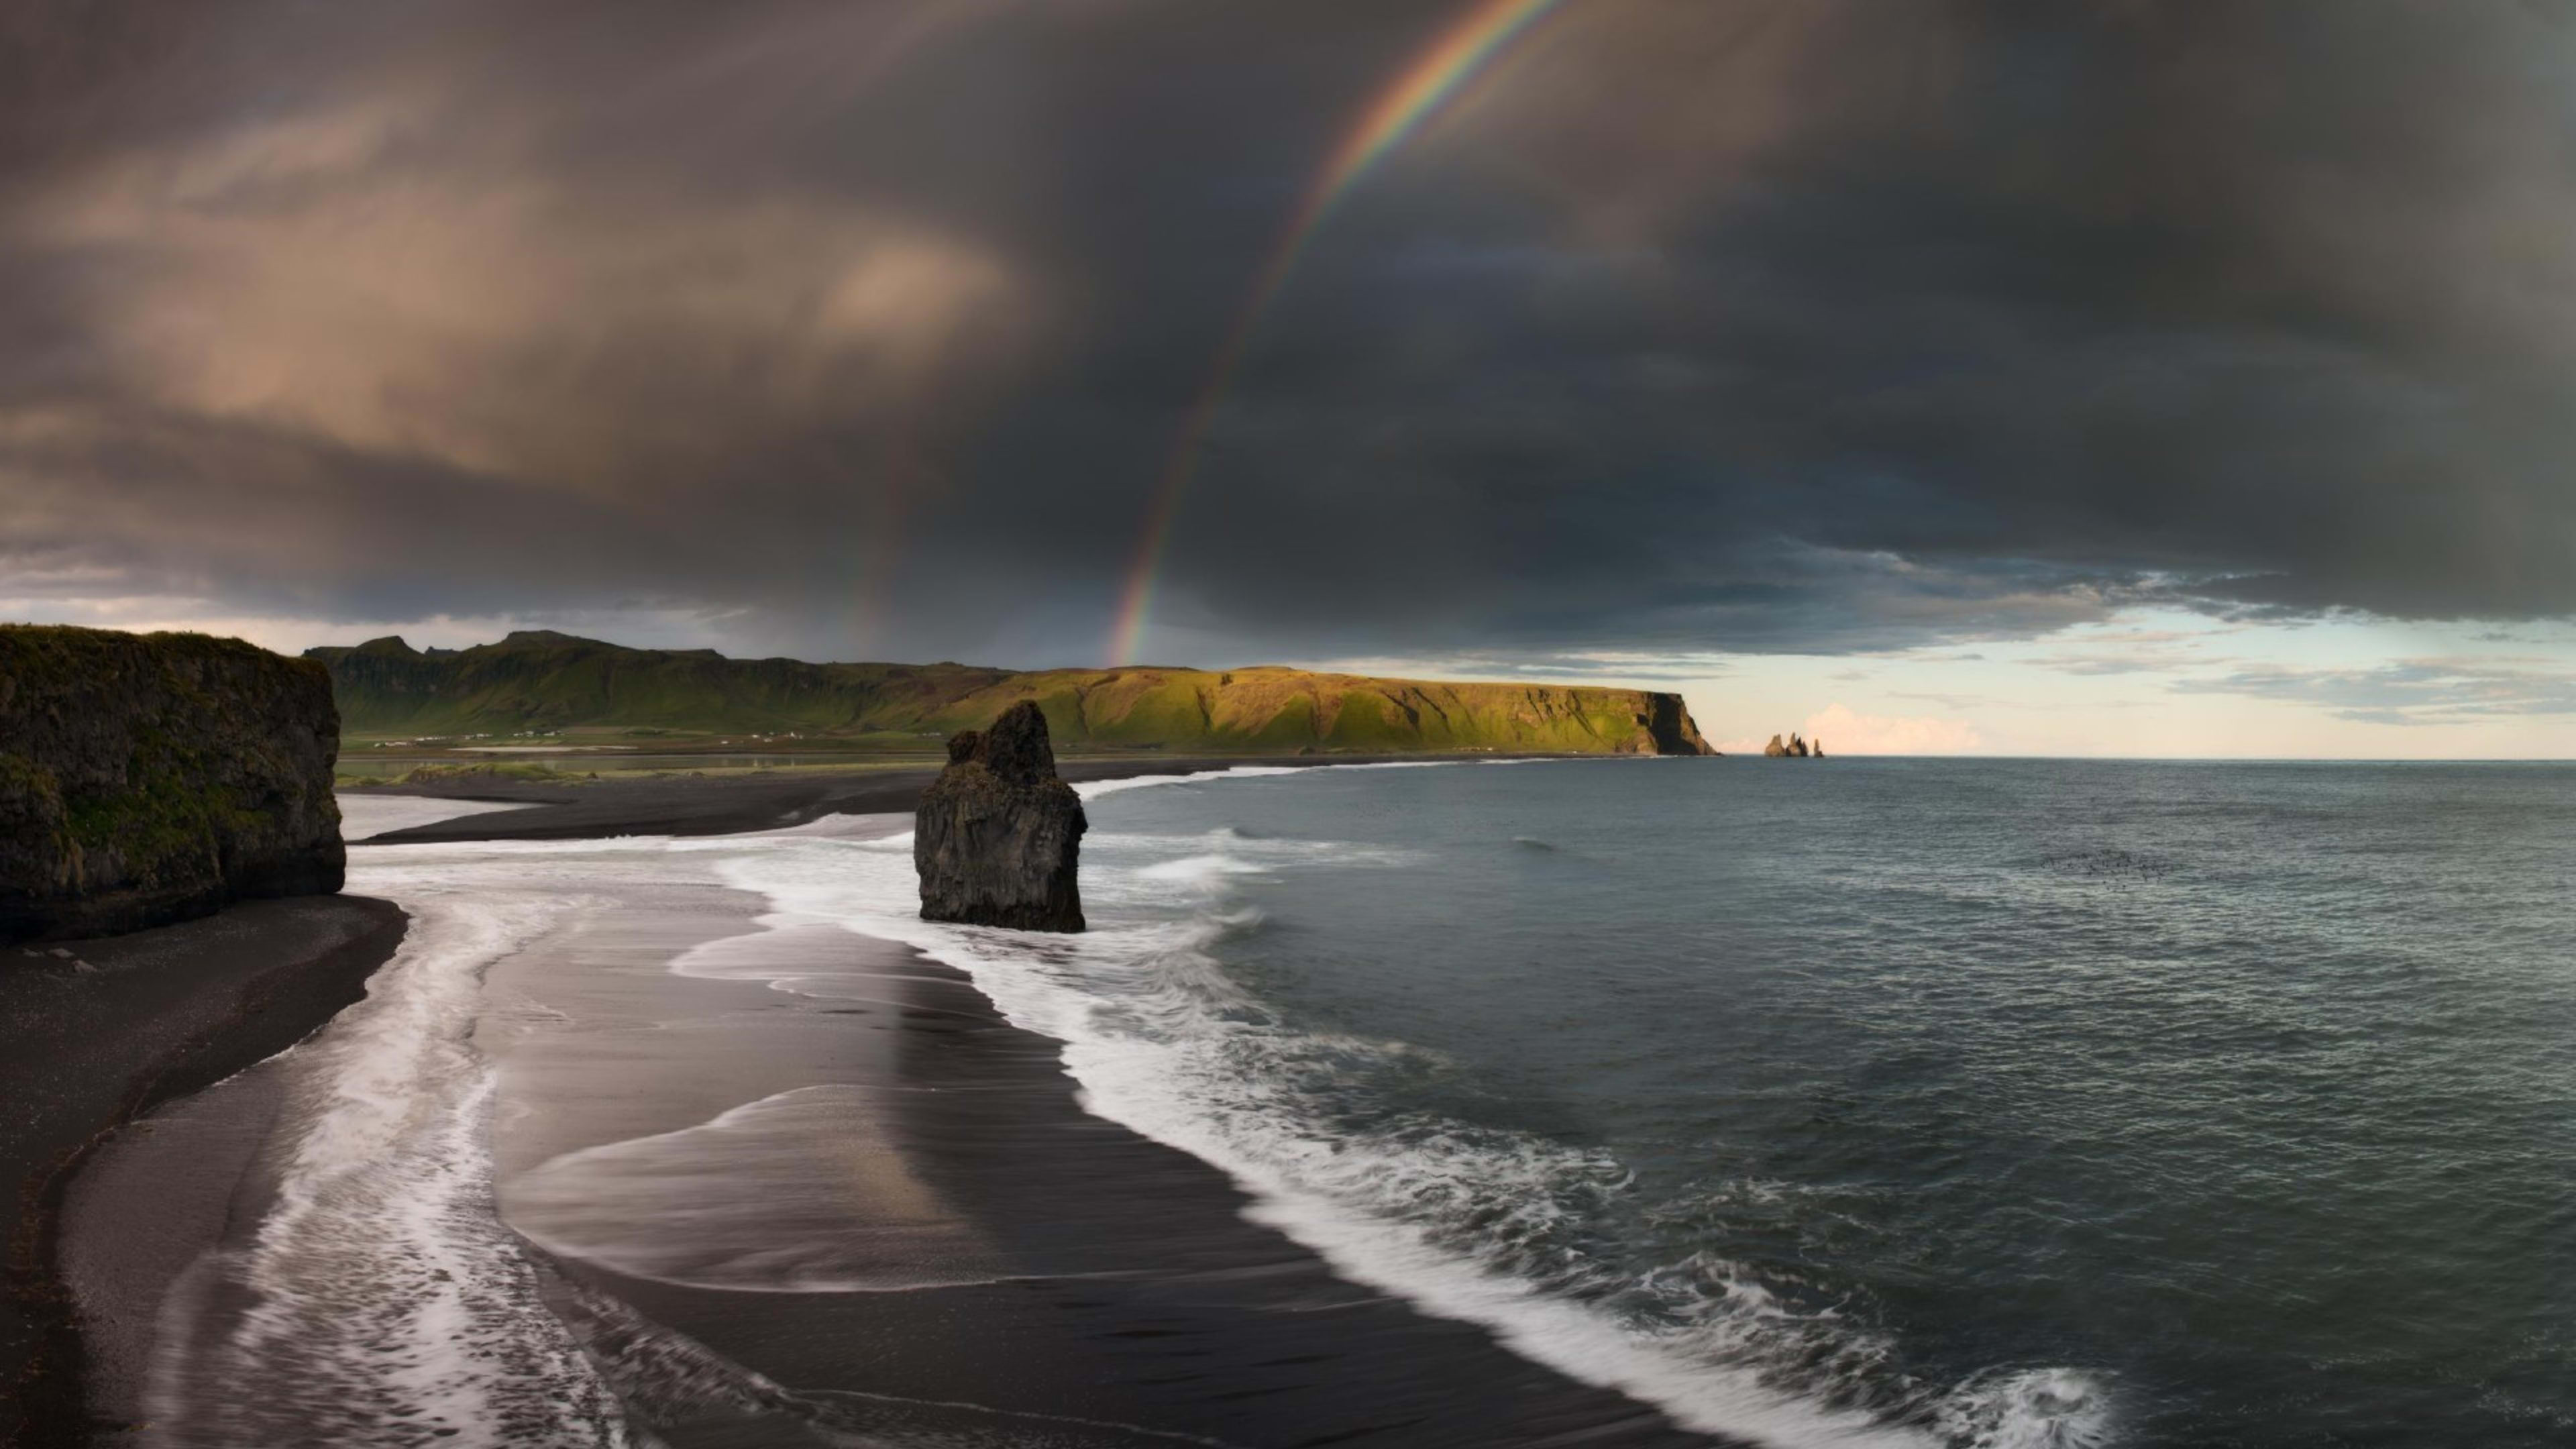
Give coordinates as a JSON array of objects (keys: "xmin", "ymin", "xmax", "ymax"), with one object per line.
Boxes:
[{"xmin": 2, "ymin": 896, "xmax": 406, "ymax": 1446}]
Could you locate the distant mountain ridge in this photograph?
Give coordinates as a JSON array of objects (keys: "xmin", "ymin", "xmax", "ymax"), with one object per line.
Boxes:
[{"xmin": 306, "ymin": 632, "xmax": 1717, "ymax": 755}]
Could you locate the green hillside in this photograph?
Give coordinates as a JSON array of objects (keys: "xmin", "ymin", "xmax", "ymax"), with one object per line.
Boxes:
[{"xmin": 306, "ymin": 632, "xmax": 1717, "ymax": 755}]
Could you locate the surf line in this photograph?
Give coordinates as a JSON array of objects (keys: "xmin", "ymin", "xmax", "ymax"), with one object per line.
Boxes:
[{"xmin": 1104, "ymin": 0, "xmax": 1569, "ymax": 667}]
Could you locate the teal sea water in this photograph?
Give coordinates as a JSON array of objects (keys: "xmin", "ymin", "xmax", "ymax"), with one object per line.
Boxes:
[{"xmin": 1053, "ymin": 758, "xmax": 2575, "ymax": 1446}]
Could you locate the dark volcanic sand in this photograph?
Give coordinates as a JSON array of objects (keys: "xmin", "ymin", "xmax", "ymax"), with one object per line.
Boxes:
[{"xmin": 1, "ymin": 896, "xmax": 405, "ymax": 1446}]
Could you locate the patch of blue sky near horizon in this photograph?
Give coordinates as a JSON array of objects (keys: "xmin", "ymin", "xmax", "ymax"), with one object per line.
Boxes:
[{"xmin": 1307, "ymin": 610, "xmax": 2576, "ymax": 761}]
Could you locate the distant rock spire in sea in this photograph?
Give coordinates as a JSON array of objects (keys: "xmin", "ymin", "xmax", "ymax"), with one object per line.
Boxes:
[{"xmin": 1762, "ymin": 733, "xmax": 1820, "ymax": 758}]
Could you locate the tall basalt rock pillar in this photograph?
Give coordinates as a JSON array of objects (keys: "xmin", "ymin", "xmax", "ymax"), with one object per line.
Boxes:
[{"xmin": 915, "ymin": 701, "xmax": 1087, "ymax": 932}]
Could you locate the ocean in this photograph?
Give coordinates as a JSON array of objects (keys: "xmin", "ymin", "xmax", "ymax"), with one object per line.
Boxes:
[{"xmin": 122, "ymin": 759, "xmax": 2576, "ymax": 1446}]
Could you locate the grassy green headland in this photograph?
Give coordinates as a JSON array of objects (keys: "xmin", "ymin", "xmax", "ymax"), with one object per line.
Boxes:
[{"xmin": 311, "ymin": 631, "xmax": 1716, "ymax": 761}]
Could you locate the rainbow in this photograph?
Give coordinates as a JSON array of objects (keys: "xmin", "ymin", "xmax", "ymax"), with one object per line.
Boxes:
[{"xmin": 1105, "ymin": 0, "xmax": 1568, "ymax": 666}]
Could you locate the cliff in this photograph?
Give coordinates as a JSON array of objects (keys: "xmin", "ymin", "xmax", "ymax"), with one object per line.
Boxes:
[
  {"xmin": 1, "ymin": 627, "xmax": 345, "ymax": 943},
  {"xmin": 916, "ymin": 702, "xmax": 1087, "ymax": 931},
  {"xmin": 307, "ymin": 632, "xmax": 1720, "ymax": 757}
]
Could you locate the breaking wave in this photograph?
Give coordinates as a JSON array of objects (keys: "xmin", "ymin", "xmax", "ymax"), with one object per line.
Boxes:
[{"xmin": 1074, "ymin": 759, "xmax": 1463, "ymax": 800}]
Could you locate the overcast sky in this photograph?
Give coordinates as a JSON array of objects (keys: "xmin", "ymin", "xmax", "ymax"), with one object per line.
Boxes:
[{"xmin": 7, "ymin": 1, "xmax": 2576, "ymax": 755}]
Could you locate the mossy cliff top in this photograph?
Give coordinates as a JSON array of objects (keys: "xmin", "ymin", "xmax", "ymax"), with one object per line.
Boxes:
[
  {"xmin": 310, "ymin": 632, "xmax": 1719, "ymax": 756},
  {"xmin": 1, "ymin": 625, "xmax": 344, "ymax": 943}
]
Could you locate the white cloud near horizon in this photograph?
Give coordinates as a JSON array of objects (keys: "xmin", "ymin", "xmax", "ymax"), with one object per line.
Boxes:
[{"xmin": 1793, "ymin": 702, "xmax": 1982, "ymax": 755}]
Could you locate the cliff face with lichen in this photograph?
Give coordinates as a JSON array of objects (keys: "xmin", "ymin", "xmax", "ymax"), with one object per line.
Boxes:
[
  {"xmin": 1, "ymin": 626, "xmax": 344, "ymax": 944},
  {"xmin": 916, "ymin": 701, "xmax": 1087, "ymax": 931},
  {"xmin": 310, "ymin": 631, "xmax": 1721, "ymax": 756}
]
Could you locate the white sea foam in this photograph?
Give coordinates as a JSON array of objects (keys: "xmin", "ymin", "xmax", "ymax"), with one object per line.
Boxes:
[
  {"xmin": 1937, "ymin": 1368, "xmax": 2118, "ymax": 1448},
  {"xmin": 1073, "ymin": 758, "xmax": 1462, "ymax": 800},
  {"xmin": 1104, "ymin": 825, "xmax": 1427, "ymax": 866}
]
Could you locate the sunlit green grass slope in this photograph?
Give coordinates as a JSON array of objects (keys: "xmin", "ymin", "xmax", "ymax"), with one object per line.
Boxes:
[{"xmin": 309, "ymin": 632, "xmax": 1716, "ymax": 756}]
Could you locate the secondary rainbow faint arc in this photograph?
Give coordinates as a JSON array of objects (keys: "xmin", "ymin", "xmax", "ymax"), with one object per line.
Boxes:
[{"xmin": 1105, "ymin": 0, "xmax": 1568, "ymax": 667}]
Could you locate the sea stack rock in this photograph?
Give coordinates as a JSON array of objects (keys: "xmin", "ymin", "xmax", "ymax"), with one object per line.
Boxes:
[
  {"xmin": 916, "ymin": 701, "xmax": 1087, "ymax": 932},
  {"xmin": 1764, "ymin": 734, "xmax": 1789, "ymax": 757},
  {"xmin": 1, "ymin": 625, "xmax": 345, "ymax": 944}
]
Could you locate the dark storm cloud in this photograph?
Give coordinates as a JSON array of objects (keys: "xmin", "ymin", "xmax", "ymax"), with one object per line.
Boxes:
[{"xmin": 5, "ymin": 1, "xmax": 2576, "ymax": 664}]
